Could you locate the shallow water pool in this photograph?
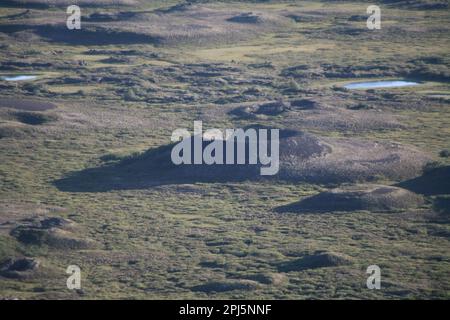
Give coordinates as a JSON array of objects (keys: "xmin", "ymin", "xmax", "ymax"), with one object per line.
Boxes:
[
  {"xmin": 1, "ymin": 75, "xmax": 38, "ymax": 81},
  {"xmin": 344, "ymin": 80, "xmax": 419, "ymax": 89}
]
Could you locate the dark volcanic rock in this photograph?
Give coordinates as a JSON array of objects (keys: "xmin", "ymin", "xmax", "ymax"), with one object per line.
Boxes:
[{"xmin": 54, "ymin": 128, "xmax": 432, "ymax": 192}]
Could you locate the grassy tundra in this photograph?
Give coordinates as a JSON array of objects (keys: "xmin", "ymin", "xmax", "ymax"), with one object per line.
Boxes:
[{"xmin": 0, "ymin": 0, "xmax": 449, "ymax": 299}]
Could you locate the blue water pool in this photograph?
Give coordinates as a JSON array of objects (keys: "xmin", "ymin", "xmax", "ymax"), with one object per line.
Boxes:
[
  {"xmin": 1, "ymin": 75, "xmax": 38, "ymax": 81},
  {"xmin": 344, "ymin": 80, "xmax": 419, "ymax": 89}
]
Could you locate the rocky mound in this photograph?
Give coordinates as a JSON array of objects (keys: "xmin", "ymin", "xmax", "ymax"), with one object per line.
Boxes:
[
  {"xmin": 278, "ymin": 252, "xmax": 353, "ymax": 272},
  {"xmin": 11, "ymin": 217, "xmax": 96, "ymax": 249},
  {"xmin": 284, "ymin": 137, "xmax": 430, "ymax": 183},
  {"xmin": 144, "ymin": 129, "xmax": 332, "ymax": 183},
  {"xmin": 0, "ymin": 257, "xmax": 40, "ymax": 279},
  {"xmin": 54, "ymin": 128, "xmax": 432, "ymax": 191},
  {"xmin": 277, "ymin": 184, "xmax": 424, "ymax": 213}
]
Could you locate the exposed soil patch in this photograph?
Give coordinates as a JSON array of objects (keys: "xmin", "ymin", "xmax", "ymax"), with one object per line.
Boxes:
[{"xmin": 276, "ymin": 184, "xmax": 424, "ymax": 213}]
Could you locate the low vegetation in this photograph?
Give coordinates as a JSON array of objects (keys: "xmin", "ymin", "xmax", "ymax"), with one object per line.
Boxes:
[{"xmin": 0, "ymin": 0, "xmax": 448, "ymax": 299}]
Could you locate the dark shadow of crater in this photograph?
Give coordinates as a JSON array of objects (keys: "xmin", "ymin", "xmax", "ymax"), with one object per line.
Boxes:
[
  {"xmin": 54, "ymin": 128, "xmax": 308, "ymax": 192},
  {"xmin": 54, "ymin": 141, "xmax": 268, "ymax": 192},
  {"xmin": 274, "ymin": 193, "xmax": 365, "ymax": 214},
  {"xmin": 0, "ymin": 24, "xmax": 160, "ymax": 46},
  {"xmin": 397, "ymin": 165, "xmax": 450, "ymax": 196}
]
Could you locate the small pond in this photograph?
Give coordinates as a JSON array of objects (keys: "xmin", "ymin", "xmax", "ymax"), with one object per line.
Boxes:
[
  {"xmin": 344, "ymin": 80, "xmax": 420, "ymax": 89},
  {"xmin": 1, "ymin": 75, "xmax": 38, "ymax": 81}
]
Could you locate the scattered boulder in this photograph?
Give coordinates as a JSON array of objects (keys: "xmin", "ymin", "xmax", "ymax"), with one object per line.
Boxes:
[
  {"xmin": 276, "ymin": 184, "xmax": 424, "ymax": 213},
  {"xmin": 278, "ymin": 252, "xmax": 353, "ymax": 272},
  {"xmin": 0, "ymin": 257, "xmax": 40, "ymax": 279}
]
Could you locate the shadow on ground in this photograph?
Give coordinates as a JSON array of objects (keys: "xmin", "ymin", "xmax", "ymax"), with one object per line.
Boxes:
[
  {"xmin": 53, "ymin": 142, "xmax": 261, "ymax": 192},
  {"xmin": 397, "ymin": 165, "xmax": 450, "ymax": 195}
]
